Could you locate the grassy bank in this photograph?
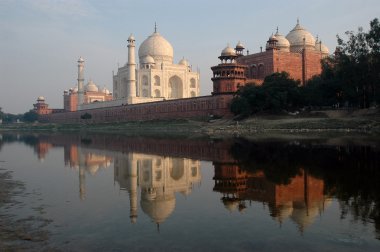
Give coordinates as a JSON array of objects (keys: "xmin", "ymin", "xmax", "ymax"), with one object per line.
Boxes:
[{"xmin": 1, "ymin": 109, "xmax": 379, "ymax": 138}]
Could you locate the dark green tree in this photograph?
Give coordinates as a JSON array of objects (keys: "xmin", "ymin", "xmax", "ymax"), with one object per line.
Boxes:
[
  {"xmin": 23, "ymin": 111, "xmax": 39, "ymax": 122},
  {"xmin": 335, "ymin": 18, "xmax": 380, "ymax": 108}
]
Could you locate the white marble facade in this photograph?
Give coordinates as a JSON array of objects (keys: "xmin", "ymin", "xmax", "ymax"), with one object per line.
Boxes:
[{"xmin": 113, "ymin": 28, "xmax": 200, "ymax": 104}]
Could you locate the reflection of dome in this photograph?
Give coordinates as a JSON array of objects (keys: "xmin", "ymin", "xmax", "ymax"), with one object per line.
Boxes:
[
  {"xmin": 290, "ymin": 201, "xmax": 321, "ymax": 232},
  {"xmin": 86, "ymin": 164, "xmax": 100, "ymax": 175},
  {"xmin": 275, "ymin": 30, "xmax": 290, "ymax": 52},
  {"xmin": 138, "ymin": 32, "xmax": 174, "ymax": 64},
  {"xmin": 141, "ymin": 193, "xmax": 176, "ymax": 224},
  {"xmin": 85, "ymin": 80, "xmax": 99, "ymax": 92},
  {"xmin": 221, "ymin": 45, "xmax": 236, "ymax": 57},
  {"xmin": 222, "ymin": 198, "xmax": 239, "ymax": 212},
  {"xmin": 274, "ymin": 202, "xmax": 293, "ymax": 223},
  {"xmin": 286, "ymin": 20, "xmax": 316, "ymax": 52}
]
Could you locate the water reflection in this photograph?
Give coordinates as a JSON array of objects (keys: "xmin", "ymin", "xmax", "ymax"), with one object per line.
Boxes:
[
  {"xmin": 0, "ymin": 133, "xmax": 379, "ymax": 240},
  {"xmin": 114, "ymin": 153, "xmax": 200, "ymax": 225},
  {"xmin": 213, "ymin": 164, "xmax": 329, "ymax": 233}
]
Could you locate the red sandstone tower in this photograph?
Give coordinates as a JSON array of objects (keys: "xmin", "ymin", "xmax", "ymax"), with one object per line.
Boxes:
[{"xmin": 211, "ymin": 44, "xmax": 247, "ymax": 95}]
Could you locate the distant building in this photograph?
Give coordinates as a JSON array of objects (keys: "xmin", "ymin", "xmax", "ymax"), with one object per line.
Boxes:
[
  {"xmin": 33, "ymin": 96, "xmax": 52, "ymax": 115},
  {"xmin": 211, "ymin": 20, "xmax": 330, "ymax": 94},
  {"xmin": 63, "ymin": 78, "xmax": 113, "ymax": 112}
]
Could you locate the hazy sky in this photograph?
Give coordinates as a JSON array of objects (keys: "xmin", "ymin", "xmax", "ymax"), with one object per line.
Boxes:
[{"xmin": 1, "ymin": 0, "xmax": 379, "ymax": 114}]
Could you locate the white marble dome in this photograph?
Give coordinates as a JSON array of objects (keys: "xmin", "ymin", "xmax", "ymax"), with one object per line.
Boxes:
[
  {"xmin": 37, "ymin": 96, "xmax": 45, "ymax": 101},
  {"xmin": 286, "ymin": 20, "xmax": 316, "ymax": 52},
  {"xmin": 221, "ymin": 45, "xmax": 236, "ymax": 57},
  {"xmin": 179, "ymin": 58, "xmax": 189, "ymax": 66},
  {"xmin": 85, "ymin": 80, "xmax": 99, "ymax": 92},
  {"xmin": 274, "ymin": 31, "xmax": 290, "ymax": 52},
  {"xmin": 141, "ymin": 55, "xmax": 155, "ymax": 64},
  {"xmin": 102, "ymin": 87, "xmax": 110, "ymax": 95},
  {"xmin": 138, "ymin": 32, "xmax": 174, "ymax": 64},
  {"xmin": 72, "ymin": 85, "xmax": 78, "ymax": 93}
]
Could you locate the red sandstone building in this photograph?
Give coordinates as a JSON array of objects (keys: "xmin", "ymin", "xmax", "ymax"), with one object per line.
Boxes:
[{"xmin": 211, "ymin": 20, "xmax": 329, "ymax": 94}]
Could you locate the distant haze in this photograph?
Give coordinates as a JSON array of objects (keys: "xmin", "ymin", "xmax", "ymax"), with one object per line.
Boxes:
[{"xmin": 1, "ymin": 0, "xmax": 379, "ymax": 114}]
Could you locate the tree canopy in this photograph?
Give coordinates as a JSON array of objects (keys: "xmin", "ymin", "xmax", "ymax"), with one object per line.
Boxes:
[{"xmin": 231, "ymin": 18, "xmax": 380, "ymax": 117}]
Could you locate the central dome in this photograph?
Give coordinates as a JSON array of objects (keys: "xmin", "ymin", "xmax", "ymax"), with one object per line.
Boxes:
[
  {"xmin": 138, "ymin": 32, "xmax": 174, "ymax": 64},
  {"xmin": 286, "ymin": 20, "xmax": 316, "ymax": 52}
]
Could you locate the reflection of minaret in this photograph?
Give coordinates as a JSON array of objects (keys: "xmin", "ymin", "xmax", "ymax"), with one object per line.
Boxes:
[
  {"xmin": 128, "ymin": 156, "xmax": 138, "ymax": 224},
  {"xmin": 79, "ymin": 165, "xmax": 86, "ymax": 201}
]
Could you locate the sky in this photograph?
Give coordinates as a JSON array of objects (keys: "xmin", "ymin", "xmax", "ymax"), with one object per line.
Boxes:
[{"xmin": 0, "ymin": 0, "xmax": 379, "ymax": 114}]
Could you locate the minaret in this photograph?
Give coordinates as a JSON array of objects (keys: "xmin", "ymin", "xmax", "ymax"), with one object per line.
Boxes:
[
  {"xmin": 127, "ymin": 34, "xmax": 136, "ymax": 100},
  {"xmin": 77, "ymin": 56, "xmax": 85, "ymax": 110}
]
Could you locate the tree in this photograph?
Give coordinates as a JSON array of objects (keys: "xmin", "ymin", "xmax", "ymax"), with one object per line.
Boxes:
[
  {"xmin": 334, "ymin": 18, "xmax": 380, "ymax": 108},
  {"xmin": 230, "ymin": 72, "xmax": 303, "ymax": 116},
  {"xmin": 23, "ymin": 111, "xmax": 39, "ymax": 122}
]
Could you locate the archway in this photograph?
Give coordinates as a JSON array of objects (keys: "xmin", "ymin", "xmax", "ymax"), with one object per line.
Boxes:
[{"xmin": 168, "ymin": 75, "xmax": 183, "ymax": 99}]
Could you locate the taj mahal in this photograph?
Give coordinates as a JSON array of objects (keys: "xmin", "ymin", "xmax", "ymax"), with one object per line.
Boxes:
[{"xmin": 61, "ymin": 25, "xmax": 199, "ymax": 112}]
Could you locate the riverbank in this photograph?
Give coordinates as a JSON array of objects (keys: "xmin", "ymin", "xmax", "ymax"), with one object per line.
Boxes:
[
  {"xmin": 1, "ymin": 109, "xmax": 379, "ymax": 138},
  {"xmin": 0, "ymin": 168, "xmax": 54, "ymax": 251}
]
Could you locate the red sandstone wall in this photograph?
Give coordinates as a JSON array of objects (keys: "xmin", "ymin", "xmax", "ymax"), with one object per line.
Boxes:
[{"xmin": 41, "ymin": 94, "xmax": 234, "ymax": 124}]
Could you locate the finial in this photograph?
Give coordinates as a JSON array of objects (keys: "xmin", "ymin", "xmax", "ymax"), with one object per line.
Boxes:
[
  {"xmin": 276, "ymin": 26, "xmax": 279, "ymax": 34},
  {"xmin": 154, "ymin": 22, "xmax": 157, "ymax": 33},
  {"xmin": 297, "ymin": 17, "xmax": 300, "ymax": 25}
]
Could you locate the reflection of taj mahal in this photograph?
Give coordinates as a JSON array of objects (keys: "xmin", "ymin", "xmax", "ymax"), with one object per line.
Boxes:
[{"xmin": 114, "ymin": 153, "xmax": 201, "ymax": 225}]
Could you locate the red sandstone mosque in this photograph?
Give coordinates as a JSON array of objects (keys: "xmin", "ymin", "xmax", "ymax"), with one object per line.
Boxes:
[
  {"xmin": 212, "ymin": 19, "xmax": 329, "ymax": 94},
  {"xmin": 33, "ymin": 20, "xmax": 329, "ymax": 122}
]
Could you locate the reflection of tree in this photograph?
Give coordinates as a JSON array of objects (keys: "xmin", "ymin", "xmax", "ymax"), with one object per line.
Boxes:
[{"xmin": 230, "ymin": 138, "xmax": 380, "ymax": 239}]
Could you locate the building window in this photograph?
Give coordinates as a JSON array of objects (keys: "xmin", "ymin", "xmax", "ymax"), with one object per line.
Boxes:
[
  {"xmin": 154, "ymin": 76, "xmax": 160, "ymax": 86},
  {"xmin": 190, "ymin": 78, "xmax": 196, "ymax": 88},
  {"xmin": 154, "ymin": 89, "xmax": 161, "ymax": 97},
  {"xmin": 142, "ymin": 75, "xmax": 148, "ymax": 86}
]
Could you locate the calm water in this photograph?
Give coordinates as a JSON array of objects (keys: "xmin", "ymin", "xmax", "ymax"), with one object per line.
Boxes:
[{"xmin": 0, "ymin": 133, "xmax": 379, "ymax": 251}]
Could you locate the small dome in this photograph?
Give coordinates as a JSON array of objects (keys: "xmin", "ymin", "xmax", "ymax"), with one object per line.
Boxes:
[
  {"xmin": 37, "ymin": 96, "xmax": 45, "ymax": 101},
  {"xmin": 286, "ymin": 20, "xmax": 316, "ymax": 52},
  {"xmin": 72, "ymin": 85, "xmax": 78, "ymax": 93},
  {"xmin": 141, "ymin": 55, "xmax": 155, "ymax": 64},
  {"xmin": 128, "ymin": 33, "xmax": 135, "ymax": 41},
  {"xmin": 179, "ymin": 58, "xmax": 189, "ymax": 66},
  {"xmin": 275, "ymin": 30, "xmax": 290, "ymax": 51},
  {"xmin": 235, "ymin": 41, "xmax": 245, "ymax": 49},
  {"xmin": 221, "ymin": 45, "xmax": 236, "ymax": 57},
  {"xmin": 85, "ymin": 80, "xmax": 99, "ymax": 92},
  {"xmin": 315, "ymin": 40, "xmax": 329, "ymax": 55},
  {"xmin": 78, "ymin": 56, "xmax": 84, "ymax": 63},
  {"xmin": 138, "ymin": 31, "xmax": 174, "ymax": 64},
  {"xmin": 102, "ymin": 87, "xmax": 110, "ymax": 95}
]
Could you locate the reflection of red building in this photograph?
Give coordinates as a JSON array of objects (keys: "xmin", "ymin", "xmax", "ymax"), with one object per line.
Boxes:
[
  {"xmin": 34, "ymin": 141, "xmax": 53, "ymax": 160},
  {"xmin": 213, "ymin": 163, "xmax": 328, "ymax": 232}
]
